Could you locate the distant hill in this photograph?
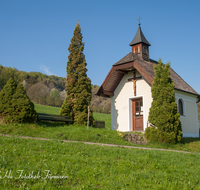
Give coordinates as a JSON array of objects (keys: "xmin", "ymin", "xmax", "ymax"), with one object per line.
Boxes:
[
  {"xmin": 0, "ymin": 64, "xmax": 66, "ymax": 91},
  {"xmin": 0, "ymin": 65, "xmax": 110, "ymax": 113}
]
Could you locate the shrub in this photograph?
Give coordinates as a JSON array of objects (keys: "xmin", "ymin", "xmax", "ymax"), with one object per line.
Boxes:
[
  {"xmin": 148, "ymin": 59, "xmax": 182, "ymax": 143},
  {"xmin": 145, "ymin": 126, "xmax": 182, "ymax": 144},
  {"xmin": 0, "ymin": 79, "xmax": 37, "ymax": 123},
  {"xmin": 11, "ymin": 83, "xmax": 38, "ymax": 123},
  {"xmin": 144, "ymin": 127, "xmax": 159, "ymax": 142},
  {"xmin": 0, "ymin": 78, "xmax": 17, "ymax": 121},
  {"xmin": 74, "ymin": 109, "xmax": 94, "ymax": 127}
]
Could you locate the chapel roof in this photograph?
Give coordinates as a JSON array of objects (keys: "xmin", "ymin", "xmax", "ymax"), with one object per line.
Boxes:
[
  {"xmin": 96, "ymin": 23, "xmax": 198, "ymax": 97},
  {"xmin": 129, "ymin": 24, "xmax": 151, "ymax": 46},
  {"xmin": 97, "ymin": 52, "xmax": 199, "ymax": 97}
]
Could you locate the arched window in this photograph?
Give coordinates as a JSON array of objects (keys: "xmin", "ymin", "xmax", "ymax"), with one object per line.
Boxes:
[{"xmin": 178, "ymin": 99, "xmax": 183, "ymax": 116}]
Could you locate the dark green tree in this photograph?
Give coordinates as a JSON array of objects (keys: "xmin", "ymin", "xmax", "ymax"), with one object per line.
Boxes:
[
  {"xmin": 60, "ymin": 22, "xmax": 94, "ymax": 126},
  {"xmin": 0, "ymin": 78, "xmax": 17, "ymax": 122},
  {"xmin": 146, "ymin": 59, "xmax": 182, "ymax": 143},
  {"xmin": 0, "ymin": 78, "xmax": 37, "ymax": 123},
  {"xmin": 11, "ymin": 83, "xmax": 38, "ymax": 123}
]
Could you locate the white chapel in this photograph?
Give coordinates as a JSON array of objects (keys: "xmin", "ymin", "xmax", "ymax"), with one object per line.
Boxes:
[{"xmin": 97, "ymin": 23, "xmax": 199, "ymax": 138}]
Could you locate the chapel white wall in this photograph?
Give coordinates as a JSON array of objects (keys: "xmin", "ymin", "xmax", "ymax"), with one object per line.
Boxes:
[
  {"xmin": 111, "ymin": 71, "xmax": 152, "ymax": 132},
  {"xmin": 175, "ymin": 90, "xmax": 199, "ymax": 137},
  {"xmin": 111, "ymin": 72, "xmax": 199, "ymax": 138}
]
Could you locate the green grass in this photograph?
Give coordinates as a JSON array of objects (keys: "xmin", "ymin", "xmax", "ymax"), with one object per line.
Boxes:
[
  {"xmin": 1, "ymin": 103, "xmax": 200, "ymax": 154},
  {"xmin": 0, "ymin": 121, "xmax": 200, "ymax": 153},
  {"xmin": 93, "ymin": 112, "xmax": 111, "ymax": 130},
  {"xmin": 34, "ymin": 104, "xmax": 61, "ymax": 115},
  {"xmin": 0, "ymin": 122, "xmax": 136, "ymax": 147},
  {"xmin": 34, "ymin": 103, "xmax": 111, "ymax": 129},
  {"xmin": 1, "ymin": 104, "xmax": 200, "ymax": 188},
  {"xmin": 33, "ymin": 104, "xmax": 200, "ymax": 153},
  {"xmin": 1, "ymin": 135, "xmax": 200, "ymax": 189}
]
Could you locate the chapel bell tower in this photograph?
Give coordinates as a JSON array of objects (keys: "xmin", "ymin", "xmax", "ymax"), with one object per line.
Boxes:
[{"xmin": 129, "ymin": 22, "xmax": 151, "ymax": 61}]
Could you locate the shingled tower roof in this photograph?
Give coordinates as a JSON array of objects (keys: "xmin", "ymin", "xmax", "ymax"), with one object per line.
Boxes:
[{"xmin": 129, "ymin": 24, "xmax": 151, "ymax": 46}]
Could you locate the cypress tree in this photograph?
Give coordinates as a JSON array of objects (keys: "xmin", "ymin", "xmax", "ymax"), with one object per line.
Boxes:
[
  {"xmin": 0, "ymin": 78, "xmax": 17, "ymax": 122},
  {"xmin": 11, "ymin": 83, "xmax": 38, "ymax": 123},
  {"xmin": 60, "ymin": 22, "xmax": 94, "ymax": 126},
  {"xmin": 147, "ymin": 59, "xmax": 182, "ymax": 143}
]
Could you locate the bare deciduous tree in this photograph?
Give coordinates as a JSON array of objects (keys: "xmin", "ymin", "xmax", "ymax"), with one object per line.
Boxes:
[{"xmin": 27, "ymin": 82, "xmax": 50, "ymax": 104}]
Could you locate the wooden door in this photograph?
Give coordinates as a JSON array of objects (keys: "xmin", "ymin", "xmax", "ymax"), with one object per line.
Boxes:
[{"xmin": 132, "ymin": 98, "xmax": 143, "ymax": 131}]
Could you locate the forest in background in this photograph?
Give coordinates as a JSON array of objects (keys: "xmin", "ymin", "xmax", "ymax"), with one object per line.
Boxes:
[{"xmin": 0, "ymin": 65, "xmax": 111, "ymax": 114}]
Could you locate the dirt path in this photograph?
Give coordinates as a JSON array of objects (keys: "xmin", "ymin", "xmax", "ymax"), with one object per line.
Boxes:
[{"xmin": 0, "ymin": 134, "xmax": 196, "ymax": 154}]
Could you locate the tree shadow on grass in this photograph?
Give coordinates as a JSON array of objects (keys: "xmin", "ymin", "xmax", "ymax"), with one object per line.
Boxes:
[
  {"xmin": 37, "ymin": 121, "xmax": 68, "ymax": 128},
  {"xmin": 181, "ymin": 130, "xmax": 200, "ymax": 144}
]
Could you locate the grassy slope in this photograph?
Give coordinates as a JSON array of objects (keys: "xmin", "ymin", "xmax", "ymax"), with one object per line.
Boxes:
[
  {"xmin": 0, "ymin": 103, "xmax": 200, "ymax": 153},
  {"xmin": 34, "ymin": 104, "xmax": 61, "ymax": 115},
  {"xmin": 1, "ymin": 136, "xmax": 200, "ymax": 189},
  {"xmin": 34, "ymin": 103, "xmax": 112, "ymax": 129}
]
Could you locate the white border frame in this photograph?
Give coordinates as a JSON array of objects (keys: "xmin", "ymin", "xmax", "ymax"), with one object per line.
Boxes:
[{"xmin": 128, "ymin": 95, "xmax": 145, "ymax": 131}]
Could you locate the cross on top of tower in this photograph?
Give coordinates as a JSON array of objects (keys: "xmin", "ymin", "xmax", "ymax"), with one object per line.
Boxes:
[
  {"xmin": 137, "ymin": 17, "xmax": 141, "ymax": 25},
  {"xmin": 129, "ymin": 17, "xmax": 151, "ymax": 47}
]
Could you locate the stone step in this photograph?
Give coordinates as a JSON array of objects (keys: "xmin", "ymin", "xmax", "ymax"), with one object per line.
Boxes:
[{"xmin": 123, "ymin": 133, "xmax": 147, "ymax": 145}]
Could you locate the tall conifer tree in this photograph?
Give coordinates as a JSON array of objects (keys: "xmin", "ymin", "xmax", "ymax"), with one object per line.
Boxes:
[
  {"xmin": 60, "ymin": 22, "xmax": 94, "ymax": 125},
  {"xmin": 147, "ymin": 59, "xmax": 182, "ymax": 143}
]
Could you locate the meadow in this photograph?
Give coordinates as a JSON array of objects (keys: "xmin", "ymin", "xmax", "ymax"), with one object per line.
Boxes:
[
  {"xmin": 1, "ymin": 104, "xmax": 200, "ymax": 189},
  {"xmin": 34, "ymin": 103, "xmax": 111, "ymax": 129},
  {"xmin": 0, "ymin": 104, "xmax": 199, "ymax": 153},
  {"xmin": 1, "ymin": 136, "xmax": 200, "ymax": 189}
]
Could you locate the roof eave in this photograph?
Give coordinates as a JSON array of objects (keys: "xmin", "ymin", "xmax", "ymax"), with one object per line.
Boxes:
[
  {"xmin": 129, "ymin": 41, "xmax": 151, "ymax": 47},
  {"xmin": 174, "ymin": 88, "xmax": 199, "ymax": 97}
]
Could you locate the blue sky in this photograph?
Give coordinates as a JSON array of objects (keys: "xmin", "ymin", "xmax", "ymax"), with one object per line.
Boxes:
[{"xmin": 1, "ymin": 0, "xmax": 200, "ymax": 93}]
